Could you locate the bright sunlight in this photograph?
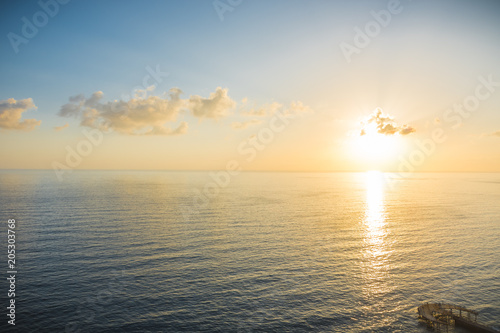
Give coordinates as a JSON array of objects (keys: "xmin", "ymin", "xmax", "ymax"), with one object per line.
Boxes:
[{"xmin": 346, "ymin": 108, "xmax": 414, "ymax": 171}]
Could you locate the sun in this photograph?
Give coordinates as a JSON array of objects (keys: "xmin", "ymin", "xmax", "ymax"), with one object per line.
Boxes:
[
  {"xmin": 355, "ymin": 133, "xmax": 400, "ymax": 159},
  {"xmin": 348, "ymin": 128, "xmax": 404, "ymax": 170}
]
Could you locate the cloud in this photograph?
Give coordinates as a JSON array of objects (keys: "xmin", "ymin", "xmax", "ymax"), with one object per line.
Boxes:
[
  {"xmin": 59, "ymin": 89, "xmax": 185, "ymax": 135},
  {"xmin": 59, "ymin": 87, "xmax": 238, "ymax": 135},
  {"xmin": 241, "ymin": 102, "xmax": 282, "ymax": 117},
  {"xmin": 142, "ymin": 121, "xmax": 188, "ymax": 136},
  {"xmin": 188, "ymin": 87, "xmax": 235, "ymax": 119},
  {"xmin": 399, "ymin": 124, "xmax": 416, "ymax": 135},
  {"xmin": 287, "ymin": 101, "xmax": 313, "ymax": 115},
  {"xmin": 59, "ymin": 87, "xmax": 313, "ymax": 137},
  {"xmin": 0, "ymin": 98, "xmax": 41, "ymax": 131},
  {"xmin": 231, "ymin": 119, "xmax": 262, "ymax": 129},
  {"xmin": 485, "ymin": 130, "xmax": 500, "ymax": 137},
  {"xmin": 240, "ymin": 101, "xmax": 312, "ymax": 118},
  {"xmin": 233, "ymin": 101, "xmax": 312, "ymax": 129},
  {"xmin": 54, "ymin": 123, "xmax": 69, "ymax": 131},
  {"xmin": 359, "ymin": 108, "xmax": 416, "ymax": 136}
]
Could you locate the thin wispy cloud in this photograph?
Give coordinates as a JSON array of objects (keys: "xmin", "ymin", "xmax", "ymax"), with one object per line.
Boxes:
[
  {"xmin": 286, "ymin": 101, "xmax": 313, "ymax": 115},
  {"xmin": 0, "ymin": 98, "xmax": 41, "ymax": 131},
  {"xmin": 231, "ymin": 119, "xmax": 262, "ymax": 129},
  {"xmin": 485, "ymin": 130, "xmax": 500, "ymax": 137},
  {"xmin": 231, "ymin": 100, "xmax": 312, "ymax": 131},
  {"xmin": 54, "ymin": 123, "xmax": 69, "ymax": 131},
  {"xmin": 142, "ymin": 121, "xmax": 188, "ymax": 136},
  {"xmin": 359, "ymin": 108, "xmax": 416, "ymax": 136},
  {"xmin": 240, "ymin": 102, "xmax": 282, "ymax": 117}
]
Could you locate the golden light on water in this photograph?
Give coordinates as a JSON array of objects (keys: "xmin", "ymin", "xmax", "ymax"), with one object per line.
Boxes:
[
  {"xmin": 365, "ymin": 170, "xmax": 386, "ymax": 235},
  {"xmin": 361, "ymin": 171, "xmax": 393, "ymax": 298}
]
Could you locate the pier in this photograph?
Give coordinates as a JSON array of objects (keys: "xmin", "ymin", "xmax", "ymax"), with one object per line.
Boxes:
[{"xmin": 417, "ymin": 303, "xmax": 498, "ymax": 333}]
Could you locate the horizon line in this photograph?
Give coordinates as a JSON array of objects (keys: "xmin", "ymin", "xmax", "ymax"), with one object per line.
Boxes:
[{"xmin": 1, "ymin": 168, "xmax": 500, "ymax": 174}]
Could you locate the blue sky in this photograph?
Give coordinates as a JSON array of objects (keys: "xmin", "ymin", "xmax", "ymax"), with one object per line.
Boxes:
[{"xmin": 1, "ymin": 0, "xmax": 500, "ymax": 171}]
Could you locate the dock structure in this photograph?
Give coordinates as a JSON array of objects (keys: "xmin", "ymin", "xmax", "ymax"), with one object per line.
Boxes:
[{"xmin": 417, "ymin": 303, "xmax": 498, "ymax": 333}]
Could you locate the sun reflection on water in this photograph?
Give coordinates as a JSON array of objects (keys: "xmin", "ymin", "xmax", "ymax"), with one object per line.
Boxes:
[
  {"xmin": 365, "ymin": 171, "xmax": 386, "ymax": 247},
  {"xmin": 361, "ymin": 171, "xmax": 393, "ymax": 299}
]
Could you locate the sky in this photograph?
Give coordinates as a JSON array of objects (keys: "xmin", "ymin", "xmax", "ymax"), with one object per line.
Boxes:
[{"xmin": 1, "ymin": 0, "xmax": 500, "ymax": 173}]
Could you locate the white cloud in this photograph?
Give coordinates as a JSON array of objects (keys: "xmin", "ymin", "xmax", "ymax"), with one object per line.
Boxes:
[
  {"xmin": 231, "ymin": 119, "xmax": 262, "ymax": 129},
  {"xmin": 359, "ymin": 108, "xmax": 416, "ymax": 136},
  {"xmin": 60, "ymin": 89, "xmax": 184, "ymax": 135},
  {"xmin": 59, "ymin": 87, "xmax": 238, "ymax": 135},
  {"xmin": 241, "ymin": 102, "xmax": 282, "ymax": 117},
  {"xmin": 59, "ymin": 87, "xmax": 313, "ymax": 136},
  {"xmin": 0, "ymin": 98, "xmax": 41, "ymax": 131},
  {"xmin": 188, "ymin": 87, "xmax": 235, "ymax": 119}
]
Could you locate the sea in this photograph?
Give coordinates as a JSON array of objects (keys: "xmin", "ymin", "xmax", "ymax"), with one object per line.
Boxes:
[{"xmin": 0, "ymin": 170, "xmax": 499, "ymax": 332}]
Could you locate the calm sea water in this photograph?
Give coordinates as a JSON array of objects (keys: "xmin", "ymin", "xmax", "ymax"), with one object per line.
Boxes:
[{"xmin": 0, "ymin": 170, "xmax": 499, "ymax": 332}]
